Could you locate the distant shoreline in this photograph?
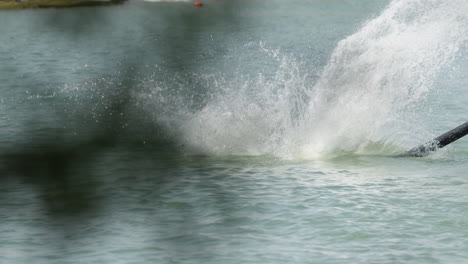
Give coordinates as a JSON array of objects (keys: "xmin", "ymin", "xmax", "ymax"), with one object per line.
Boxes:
[{"xmin": 0, "ymin": 0, "xmax": 127, "ymax": 10}]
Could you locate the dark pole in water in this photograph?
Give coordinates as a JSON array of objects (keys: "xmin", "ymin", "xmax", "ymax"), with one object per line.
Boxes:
[{"xmin": 400, "ymin": 121, "xmax": 468, "ymax": 157}]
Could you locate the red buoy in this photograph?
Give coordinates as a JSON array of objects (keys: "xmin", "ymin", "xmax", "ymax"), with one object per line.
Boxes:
[{"xmin": 193, "ymin": 1, "xmax": 203, "ymax": 7}]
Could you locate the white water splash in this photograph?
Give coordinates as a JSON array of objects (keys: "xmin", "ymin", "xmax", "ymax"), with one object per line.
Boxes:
[
  {"xmin": 298, "ymin": 0, "xmax": 468, "ymax": 158},
  {"xmin": 143, "ymin": 0, "xmax": 467, "ymax": 159}
]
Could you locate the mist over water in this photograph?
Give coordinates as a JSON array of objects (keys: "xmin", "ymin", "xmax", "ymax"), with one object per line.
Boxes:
[{"xmin": 136, "ymin": 0, "xmax": 467, "ymax": 159}]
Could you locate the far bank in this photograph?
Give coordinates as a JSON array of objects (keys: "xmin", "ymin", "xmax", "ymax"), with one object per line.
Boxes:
[{"xmin": 0, "ymin": 0, "xmax": 127, "ymax": 10}]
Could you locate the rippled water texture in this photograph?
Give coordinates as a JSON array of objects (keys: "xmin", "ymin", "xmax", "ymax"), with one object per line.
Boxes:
[{"xmin": 1, "ymin": 0, "xmax": 467, "ymax": 263}]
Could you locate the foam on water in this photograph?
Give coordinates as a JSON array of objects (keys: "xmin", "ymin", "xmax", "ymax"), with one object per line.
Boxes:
[{"xmin": 142, "ymin": 0, "xmax": 467, "ymax": 159}]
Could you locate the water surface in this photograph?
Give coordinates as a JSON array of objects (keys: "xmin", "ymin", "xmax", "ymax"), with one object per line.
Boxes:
[{"xmin": 1, "ymin": 0, "xmax": 468, "ymax": 263}]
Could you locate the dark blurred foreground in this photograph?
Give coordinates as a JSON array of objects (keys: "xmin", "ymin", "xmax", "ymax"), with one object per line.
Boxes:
[{"xmin": 0, "ymin": 1, "xmax": 249, "ymax": 261}]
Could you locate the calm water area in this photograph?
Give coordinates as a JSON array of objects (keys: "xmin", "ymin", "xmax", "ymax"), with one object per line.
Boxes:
[{"xmin": 1, "ymin": 0, "xmax": 468, "ymax": 263}]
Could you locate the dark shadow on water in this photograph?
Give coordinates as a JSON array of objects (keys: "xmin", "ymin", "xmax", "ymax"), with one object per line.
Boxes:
[{"xmin": 0, "ymin": 1, "xmax": 250, "ymax": 262}]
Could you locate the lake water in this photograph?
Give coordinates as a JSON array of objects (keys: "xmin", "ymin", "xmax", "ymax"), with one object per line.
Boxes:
[{"xmin": 1, "ymin": 0, "xmax": 467, "ymax": 263}]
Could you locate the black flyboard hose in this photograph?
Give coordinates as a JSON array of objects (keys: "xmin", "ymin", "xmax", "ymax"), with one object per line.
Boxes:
[{"xmin": 400, "ymin": 121, "xmax": 468, "ymax": 157}]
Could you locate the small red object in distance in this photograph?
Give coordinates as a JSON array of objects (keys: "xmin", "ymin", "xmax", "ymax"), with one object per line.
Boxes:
[{"xmin": 193, "ymin": 1, "xmax": 203, "ymax": 7}]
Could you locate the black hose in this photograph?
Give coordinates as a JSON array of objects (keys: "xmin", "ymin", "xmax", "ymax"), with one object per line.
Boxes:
[{"xmin": 400, "ymin": 121, "xmax": 468, "ymax": 157}]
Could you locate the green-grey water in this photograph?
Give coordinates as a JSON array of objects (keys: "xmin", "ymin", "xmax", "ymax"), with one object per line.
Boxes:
[{"xmin": 1, "ymin": 0, "xmax": 468, "ymax": 263}]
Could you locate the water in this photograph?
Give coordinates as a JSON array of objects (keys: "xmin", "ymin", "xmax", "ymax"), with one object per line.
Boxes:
[{"xmin": 1, "ymin": 0, "xmax": 467, "ymax": 263}]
